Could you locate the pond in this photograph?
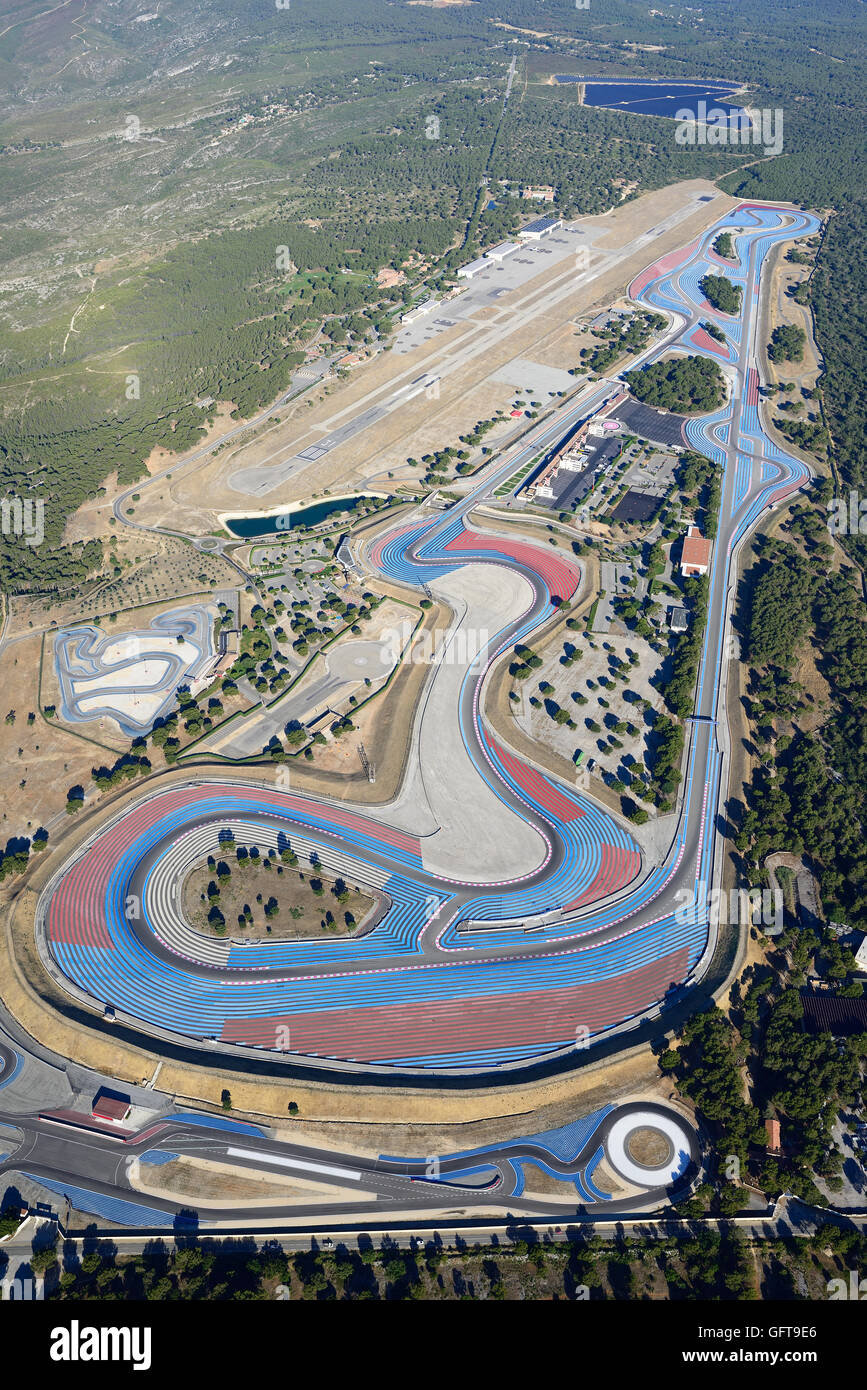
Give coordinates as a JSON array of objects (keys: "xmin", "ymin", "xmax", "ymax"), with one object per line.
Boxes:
[
  {"xmin": 554, "ymin": 77, "xmax": 747, "ymax": 123},
  {"xmin": 224, "ymin": 493, "xmax": 386, "ymax": 539}
]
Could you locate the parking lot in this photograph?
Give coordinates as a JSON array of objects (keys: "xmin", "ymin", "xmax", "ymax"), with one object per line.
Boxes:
[
  {"xmin": 816, "ymin": 1110, "xmax": 867, "ymax": 1209},
  {"xmin": 593, "ymin": 561, "xmax": 639, "ymax": 633},
  {"xmin": 612, "ymin": 399, "xmax": 689, "ymax": 447},
  {"xmin": 251, "ymin": 534, "xmax": 347, "ymax": 612}
]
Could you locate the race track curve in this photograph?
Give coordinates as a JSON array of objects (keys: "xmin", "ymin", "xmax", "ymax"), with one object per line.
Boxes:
[{"xmin": 38, "ymin": 202, "xmax": 820, "ymax": 1076}]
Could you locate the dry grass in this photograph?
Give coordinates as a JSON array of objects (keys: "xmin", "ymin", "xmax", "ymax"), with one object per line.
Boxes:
[
  {"xmin": 9, "ymin": 538, "xmax": 238, "ymax": 641},
  {"xmin": 132, "ymin": 1154, "xmax": 372, "ymax": 1205},
  {"xmin": 103, "ymin": 181, "xmax": 732, "ymax": 528},
  {"xmin": 182, "ymin": 855, "xmax": 376, "ymax": 940},
  {"xmin": 0, "ymin": 634, "xmax": 119, "ymax": 830}
]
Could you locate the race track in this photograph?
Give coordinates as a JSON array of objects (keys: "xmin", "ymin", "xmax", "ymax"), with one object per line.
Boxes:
[{"xmin": 38, "ymin": 202, "xmax": 820, "ymax": 1076}]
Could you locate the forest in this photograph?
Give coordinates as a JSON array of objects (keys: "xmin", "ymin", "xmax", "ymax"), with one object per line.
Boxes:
[
  {"xmin": 811, "ymin": 198, "xmax": 867, "ymax": 569},
  {"xmin": 699, "ymin": 275, "xmax": 742, "ymax": 317},
  {"xmin": 624, "ymin": 356, "xmax": 727, "ymax": 414},
  {"xmin": 666, "ymin": 982, "xmax": 866, "ymax": 1205},
  {"xmin": 7, "ymin": 1213, "xmax": 855, "ymax": 1300},
  {"xmin": 0, "ymin": 0, "xmax": 863, "ymax": 614},
  {"xmin": 735, "ymin": 500, "xmax": 867, "ymax": 932},
  {"xmin": 768, "ymin": 325, "xmax": 807, "ymax": 364}
]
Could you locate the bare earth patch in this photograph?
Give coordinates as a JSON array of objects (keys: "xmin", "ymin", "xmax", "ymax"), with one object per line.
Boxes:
[
  {"xmin": 625, "ymin": 1125, "xmax": 671, "ymax": 1167},
  {"xmin": 182, "ymin": 853, "xmax": 377, "ymax": 940},
  {"xmin": 132, "ymin": 1154, "xmax": 373, "ymax": 1205}
]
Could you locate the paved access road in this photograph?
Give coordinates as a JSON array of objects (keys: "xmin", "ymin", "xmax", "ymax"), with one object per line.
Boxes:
[{"xmin": 35, "ymin": 203, "xmax": 820, "ymax": 1078}]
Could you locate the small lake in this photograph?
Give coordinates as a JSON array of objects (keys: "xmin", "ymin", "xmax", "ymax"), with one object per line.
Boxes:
[
  {"xmin": 554, "ymin": 77, "xmax": 747, "ymax": 123},
  {"xmin": 225, "ymin": 493, "xmax": 385, "ymax": 539}
]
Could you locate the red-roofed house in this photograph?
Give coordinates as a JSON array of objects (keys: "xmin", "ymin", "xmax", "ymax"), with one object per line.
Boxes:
[
  {"xmin": 92, "ymin": 1089, "xmax": 131, "ymax": 1125},
  {"xmin": 680, "ymin": 525, "xmax": 712, "ymax": 577}
]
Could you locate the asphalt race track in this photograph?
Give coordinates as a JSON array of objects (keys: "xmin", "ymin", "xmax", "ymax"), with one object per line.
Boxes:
[
  {"xmin": 0, "ymin": 1096, "xmax": 698, "ymax": 1229},
  {"xmin": 36, "ymin": 203, "xmax": 820, "ymax": 1078}
]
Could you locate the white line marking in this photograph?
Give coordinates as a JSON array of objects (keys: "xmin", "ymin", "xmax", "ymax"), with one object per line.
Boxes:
[{"xmin": 225, "ymin": 1146, "xmax": 362, "ymax": 1181}]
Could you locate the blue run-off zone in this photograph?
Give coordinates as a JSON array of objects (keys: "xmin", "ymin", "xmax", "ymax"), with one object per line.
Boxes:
[
  {"xmin": 49, "ymin": 491, "xmax": 705, "ymax": 1065},
  {"xmin": 21, "ymin": 1174, "xmax": 180, "ymax": 1228},
  {"xmin": 382, "ymin": 1105, "xmax": 614, "ymax": 1200},
  {"xmin": 0, "ymin": 1050, "xmax": 23, "ymax": 1090},
  {"xmin": 48, "ymin": 207, "xmax": 820, "ymax": 1070},
  {"xmin": 643, "ymin": 254, "xmax": 744, "ymax": 347}
]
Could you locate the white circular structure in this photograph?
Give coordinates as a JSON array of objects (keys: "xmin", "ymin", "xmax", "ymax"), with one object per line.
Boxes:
[{"xmin": 604, "ymin": 1110, "xmax": 692, "ymax": 1187}]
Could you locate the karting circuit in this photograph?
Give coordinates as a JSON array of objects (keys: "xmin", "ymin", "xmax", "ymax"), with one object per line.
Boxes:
[{"xmin": 37, "ymin": 202, "xmax": 820, "ymax": 1078}]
